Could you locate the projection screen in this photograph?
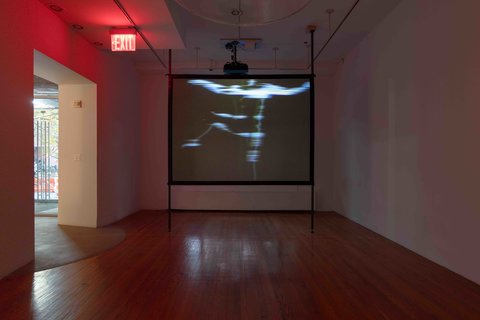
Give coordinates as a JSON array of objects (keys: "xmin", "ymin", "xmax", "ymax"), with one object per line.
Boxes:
[{"xmin": 169, "ymin": 75, "xmax": 313, "ymax": 184}]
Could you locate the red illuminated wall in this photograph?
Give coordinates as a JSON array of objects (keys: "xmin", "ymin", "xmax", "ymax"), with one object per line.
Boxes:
[{"xmin": 0, "ymin": 0, "xmax": 140, "ymax": 278}]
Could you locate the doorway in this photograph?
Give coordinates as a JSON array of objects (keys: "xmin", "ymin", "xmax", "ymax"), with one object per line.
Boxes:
[
  {"xmin": 34, "ymin": 76, "xmax": 59, "ymax": 216},
  {"xmin": 34, "ymin": 50, "xmax": 98, "ymax": 227}
]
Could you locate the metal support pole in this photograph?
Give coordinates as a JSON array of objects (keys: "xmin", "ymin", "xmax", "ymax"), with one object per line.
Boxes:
[
  {"xmin": 311, "ymin": 185, "xmax": 315, "ymax": 233},
  {"xmin": 47, "ymin": 122, "xmax": 51, "ymax": 200},
  {"xmin": 310, "ymin": 28, "xmax": 315, "ymax": 76},
  {"xmin": 168, "ymin": 185, "xmax": 172, "ymax": 232},
  {"xmin": 168, "ymin": 49, "xmax": 172, "ymax": 232},
  {"xmin": 43, "ymin": 122, "xmax": 47, "ymax": 200},
  {"xmin": 310, "ymin": 27, "xmax": 315, "ymax": 233}
]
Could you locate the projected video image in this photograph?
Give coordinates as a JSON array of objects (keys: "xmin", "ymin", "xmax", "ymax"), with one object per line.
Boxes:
[{"xmin": 171, "ymin": 77, "xmax": 311, "ymax": 183}]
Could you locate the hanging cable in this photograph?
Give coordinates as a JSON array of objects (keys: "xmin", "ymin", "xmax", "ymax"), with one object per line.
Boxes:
[
  {"xmin": 195, "ymin": 47, "xmax": 200, "ymax": 68},
  {"xmin": 327, "ymin": 9, "xmax": 334, "ymax": 35},
  {"xmin": 273, "ymin": 47, "xmax": 278, "ymax": 69},
  {"xmin": 309, "ymin": 0, "xmax": 360, "ymax": 67}
]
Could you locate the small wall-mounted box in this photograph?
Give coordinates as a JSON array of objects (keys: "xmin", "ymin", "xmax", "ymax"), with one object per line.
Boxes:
[{"xmin": 73, "ymin": 100, "xmax": 83, "ymax": 108}]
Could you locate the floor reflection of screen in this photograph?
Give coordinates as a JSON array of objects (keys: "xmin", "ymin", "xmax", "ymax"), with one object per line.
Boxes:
[{"xmin": 171, "ymin": 77, "xmax": 312, "ymax": 183}]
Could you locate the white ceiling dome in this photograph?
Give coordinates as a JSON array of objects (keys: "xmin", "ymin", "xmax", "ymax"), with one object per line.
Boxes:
[{"xmin": 174, "ymin": 0, "xmax": 312, "ymax": 26}]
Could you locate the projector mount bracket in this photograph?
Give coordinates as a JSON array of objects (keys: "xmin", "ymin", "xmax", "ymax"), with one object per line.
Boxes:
[
  {"xmin": 225, "ymin": 40, "xmax": 241, "ymax": 63},
  {"xmin": 223, "ymin": 40, "xmax": 249, "ymax": 74}
]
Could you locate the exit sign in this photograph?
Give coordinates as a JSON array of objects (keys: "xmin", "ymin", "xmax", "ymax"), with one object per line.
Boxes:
[{"xmin": 110, "ymin": 29, "xmax": 136, "ymax": 52}]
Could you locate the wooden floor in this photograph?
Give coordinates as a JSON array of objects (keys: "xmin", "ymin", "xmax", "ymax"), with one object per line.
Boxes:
[
  {"xmin": 1, "ymin": 211, "xmax": 480, "ymax": 319},
  {"xmin": 33, "ymin": 217, "xmax": 125, "ymax": 272}
]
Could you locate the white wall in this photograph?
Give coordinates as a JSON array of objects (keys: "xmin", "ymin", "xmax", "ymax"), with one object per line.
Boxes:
[
  {"xmin": 332, "ymin": 0, "xmax": 480, "ymax": 284},
  {"xmin": 96, "ymin": 58, "xmax": 140, "ymax": 227},
  {"xmin": 314, "ymin": 75, "xmax": 335, "ymax": 211},
  {"xmin": 139, "ymin": 73, "xmax": 168, "ymax": 209},
  {"xmin": 58, "ymin": 84, "xmax": 97, "ymax": 227},
  {"xmin": 172, "ymin": 186, "xmax": 311, "ymax": 211}
]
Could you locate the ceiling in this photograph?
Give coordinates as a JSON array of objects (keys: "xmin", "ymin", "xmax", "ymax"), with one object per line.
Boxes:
[
  {"xmin": 34, "ymin": 76, "xmax": 58, "ymax": 96},
  {"xmin": 39, "ymin": 0, "xmax": 401, "ymax": 72},
  {"xmin": 34, "ymin": 76, "xmax": 58, "ymax": 108}
]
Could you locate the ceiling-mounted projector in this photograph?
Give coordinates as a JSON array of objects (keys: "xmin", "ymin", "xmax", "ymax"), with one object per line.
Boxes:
[
  {"xmin": 224, "ymin": 41, "xmax": 248, "ymax": 74},
  {"xmin": 223, "ymin": 61, "xmax": 249, "ymax": 74}
]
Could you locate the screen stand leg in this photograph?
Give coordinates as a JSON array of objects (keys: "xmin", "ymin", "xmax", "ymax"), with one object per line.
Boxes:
[
  {"xmin": 310, "ymin": 185, "xmax": 315, "ymax": 233},
  {"xmin": 168, "ymin": 183, "xmax": 172, "ymax": 232},
  {"xmin": 168, "ymin": 209, "xmax": 172, "ymax": 232}
]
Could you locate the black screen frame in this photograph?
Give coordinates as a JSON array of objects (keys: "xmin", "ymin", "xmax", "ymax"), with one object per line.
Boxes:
[{"xmin": 168, "ymin": 74, "xmax": 315, "ymax": 186}]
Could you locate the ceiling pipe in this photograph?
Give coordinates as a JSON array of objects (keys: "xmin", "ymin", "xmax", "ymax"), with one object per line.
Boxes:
[
  {"xmin": 195, "ymin": 47, "xmax": 200, "ymax": 69},
  {"xmin": 113, "ymin": 0, "xmax": 167, "ymax": 69},
  {"xmin": 273, "ymin": 47, "xmax": 279, "ymax": 69},
  {"xmin": 308, "ymin": 25, "xmax": 315, "ymax": 75},
  {"xmin": 326, "ymin": 9, "xmax": 334, "ymax": 35},
  {"xmin": 309, "ymin": 0, "xmax": 360, "ymax": 68}
]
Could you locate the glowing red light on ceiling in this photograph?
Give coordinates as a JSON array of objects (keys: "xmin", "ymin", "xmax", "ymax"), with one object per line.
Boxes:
[{"xmin": 110, "ymin": 29, "xmax": 136, "ymax": 52}]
